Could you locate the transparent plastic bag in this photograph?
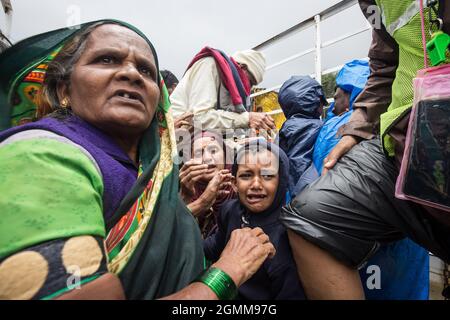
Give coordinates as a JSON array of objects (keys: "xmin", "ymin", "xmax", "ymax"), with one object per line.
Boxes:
[{"xmin": 395, "ymin": 64, "xmax": 450, "ymax": 212}]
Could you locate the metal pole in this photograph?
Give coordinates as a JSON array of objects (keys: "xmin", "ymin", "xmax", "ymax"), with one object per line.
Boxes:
[
  {"xmin": 252, "ymin": 0, "xmax": 358, "ymax": 51},
  {"xmin": 1, "ymin": 0, "xmax": 12, "ymax": 13},
  {"xmin": 314, "ymin": 15, "xmax": 322, "ymax": 84},
  {"xmin": 1, "ymin": 0, "xmax": 13, "ymax": 38}
]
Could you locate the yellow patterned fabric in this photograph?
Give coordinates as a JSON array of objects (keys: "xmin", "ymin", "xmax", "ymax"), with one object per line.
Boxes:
[
  {"xmin": 10, "ymin": 48, "xmax": 60, "ymax": 127},
  {"xmin": 253, "ymin": 90, "xmax": 286, "ymax": 130}
]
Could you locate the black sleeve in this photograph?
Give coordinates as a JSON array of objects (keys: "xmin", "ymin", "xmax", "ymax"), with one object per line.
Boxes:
[{"xmin": 203, "ymin": 205, "xmax": 229, "ymax": 262}]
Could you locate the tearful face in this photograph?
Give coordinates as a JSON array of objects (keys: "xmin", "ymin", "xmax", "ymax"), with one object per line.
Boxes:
[{"xmin": 234, "ymin": 150, "xmax": 279, "ymax": 213}]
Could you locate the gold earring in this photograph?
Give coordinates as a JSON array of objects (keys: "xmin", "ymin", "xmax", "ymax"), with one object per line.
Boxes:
[{"xmin": 61, "ymin": 97, "xmax": 70, "ymax": 108}]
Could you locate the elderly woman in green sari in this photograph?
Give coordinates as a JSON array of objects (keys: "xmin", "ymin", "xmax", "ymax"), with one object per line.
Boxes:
[{"xmin": 0, "ymin": 20, "xmax": 275, "ymax": 300}]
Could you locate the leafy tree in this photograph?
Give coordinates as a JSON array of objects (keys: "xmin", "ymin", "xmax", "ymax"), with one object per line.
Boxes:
[{"xmin": 321, "ymin": 71, "xmax": 338, "ymax": 99}]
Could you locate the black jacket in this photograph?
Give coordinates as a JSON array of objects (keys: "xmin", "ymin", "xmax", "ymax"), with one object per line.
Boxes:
[{"xmin": 204, "ymin": 199, "xmax": 305, "ymax": 300}]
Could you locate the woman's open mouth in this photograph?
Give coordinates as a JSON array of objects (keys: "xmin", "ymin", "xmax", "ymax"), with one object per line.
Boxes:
[
  {"xmin": 112, "ymin": 90, "xmax": 144, "ymax": 106},
  {"xmin": 246, "ymin": 194, "xmax": 267, "ymax": 204}
]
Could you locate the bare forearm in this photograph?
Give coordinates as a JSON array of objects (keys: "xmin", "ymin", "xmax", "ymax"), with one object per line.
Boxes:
[
  {"xmin": 188, "ymin": 201, "xmax": 206, "ymax": 216},
  {"xmin": 56, "ymin": 273, "xmax": 125, "ymax": 300},
  {"xmin": 187, "ymin": 195, "xmax": 213, "ymax": 217},
  {"xmin": 161, "ymin": 259, "xmax": 243, "ymax": 300},
  {"xmin": 180, "ymin": 190, "xmax": 194, "ymax": 205},
  {"xmin": 160, "ymin": 282, "xmax": 219, "ymax": 300}
]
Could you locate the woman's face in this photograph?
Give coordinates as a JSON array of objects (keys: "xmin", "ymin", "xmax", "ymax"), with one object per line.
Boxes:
[
  {"xmin": 66, "ymin": 24, "xmax": 160, "ymax": 139},
  {"xmin": 192, "ymin": 137, "xmax": 225, "ymax": 181},
  {"xmin": 234, "ymin": 149, "xmax": 279, "ymax": 213}
]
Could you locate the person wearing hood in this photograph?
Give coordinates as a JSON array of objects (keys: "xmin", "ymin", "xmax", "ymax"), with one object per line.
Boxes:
[
  {"xmin": 277, "ymin": 75, "xmax": 327, "ymax": 196},
  {"xmin": 311, "ymin": 60, "xmax": 430, "ymax": 300},
  {"xmin": 204, "ymin": 140, "xmax": 305, "ymax": 300},
  {"xmin": 170, "ymin": 47, "xmax": 275, "ymax": 133},
  {"xmin": 313, "ymin": 60, "xmax": 369, "ymax": 173}
]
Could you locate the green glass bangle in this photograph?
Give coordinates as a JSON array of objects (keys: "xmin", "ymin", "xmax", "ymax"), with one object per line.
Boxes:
[{"xmin": 194, "ymin": 267, "xmax": 237, "ymax": 300}]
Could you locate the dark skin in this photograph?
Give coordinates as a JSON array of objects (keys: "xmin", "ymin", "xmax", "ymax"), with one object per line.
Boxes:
[
  {"xmin": 239, "ymin": 64, "xmax": 258, "ymax": 87},
  {"xmin": 56, "ymin": 24, "xmax": 159, "ymax": 298},
  {"xmin": 180, "ymin": 137, "xmax": 232, "ymax": 216},
  {"xmin": 238, "ymin": 63, "xmax": 276, "ymax": 132},
  {"xmin": 233, "ymin": 150, "xmax": 279, "ymax": 213},
  {"xmin": 59, "ymin": 24, "xmax": 160, "ymax": 165},
  {"xmin": 323, "ymin": 87, "xmax": 359, "ymax": 175},
  {"xmin": 174, "ymin": 111, "xmax": 194, "ymax": 131},
  {"xmin": 173, "ymin": 62, "xmax": 275, "ymax": 132},
  {"xmin": 57, "ymin": 273, "xmax": 125, "ymax": 300},
  {"xmin": 288, "ymin": 1, "xmax": 450, "ymax": 300},
  {"xmin": 332, "ymin": 87, "xmax": 350, "ymax": 116},
  {"xmin": 55, "ymin": 24, "xmax": 275, "ymax": 299},
  {"xmin": 323, "ymin": 2, "xmax": 450, "ymax": 175}
]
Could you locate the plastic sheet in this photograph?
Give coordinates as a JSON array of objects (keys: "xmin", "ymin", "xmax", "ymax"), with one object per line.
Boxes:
[{"xmin": 395, "ymin": 64, "xmax": 450, "ymax": 212}]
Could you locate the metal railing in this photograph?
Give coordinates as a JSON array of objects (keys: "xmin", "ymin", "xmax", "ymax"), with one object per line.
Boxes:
[{"xmin": 250, "ymin": 0, "xmax": 371, "ymax": 100}]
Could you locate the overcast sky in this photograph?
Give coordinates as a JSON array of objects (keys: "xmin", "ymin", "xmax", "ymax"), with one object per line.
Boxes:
[{"xmin": 1, "ymin": 0, "xmax": 372, "ymax": 88}]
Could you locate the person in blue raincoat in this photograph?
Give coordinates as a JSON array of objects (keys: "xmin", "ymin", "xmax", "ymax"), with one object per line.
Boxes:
[
  {"xmin": 312, "ymin": 59, "xmax": 429, "ymax": 300},
  {"xmin": 277, "ymin": 76, "xmax": 327, "ymax": 197},
  {"xmin": 313, "ymin": 60, "xmax": 370, "ymax": 173}
]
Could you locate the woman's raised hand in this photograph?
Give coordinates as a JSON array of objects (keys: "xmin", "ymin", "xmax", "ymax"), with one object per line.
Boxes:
[
  {"xmin": 179, "ymin": 159, "xmax": 209, "ymax": 199},
  {"xmin": 199, "ymin": 169, "xmax": 233, "ymax": 208},
  {"xmin": 212, "ymin": 227, "xmax": 276, "ymax": 287},
  {"xmin": 208, "ymin": 169, "xmax": 233, "ymax": 195},
  {"xmin": 174, "ymin": 112, "xmax": 194, "ymax": 130}
]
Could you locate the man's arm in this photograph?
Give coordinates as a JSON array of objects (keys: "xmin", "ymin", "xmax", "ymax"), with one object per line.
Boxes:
[
  {"xmin": 339, "ymin": 0, "xmax": 399, "ymax": 140},
  {"xmin": 170, "ymin": 57, "xmax": 250, "ymax": 131},
  {"xmin": 196, "ymin": 109, "xmax": 249, "ymax": 131},
  {"xmin": 162, "ymin": 227, "xmax": 276, "ymax": 300},
  {"xmin": 322, "ymin": 0, "xmax": 399, "ymax": 174}
]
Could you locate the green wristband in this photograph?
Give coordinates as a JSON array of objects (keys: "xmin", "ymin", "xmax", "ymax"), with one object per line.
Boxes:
[{"xmin": 194, "ymin": 267, "xmax": 237, "ymax": 300}]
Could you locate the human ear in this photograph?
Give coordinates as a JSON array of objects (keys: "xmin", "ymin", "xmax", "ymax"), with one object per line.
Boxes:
[{"xmin": 56, "ymin": 83, "xmax": 70, "ymax": 106}]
